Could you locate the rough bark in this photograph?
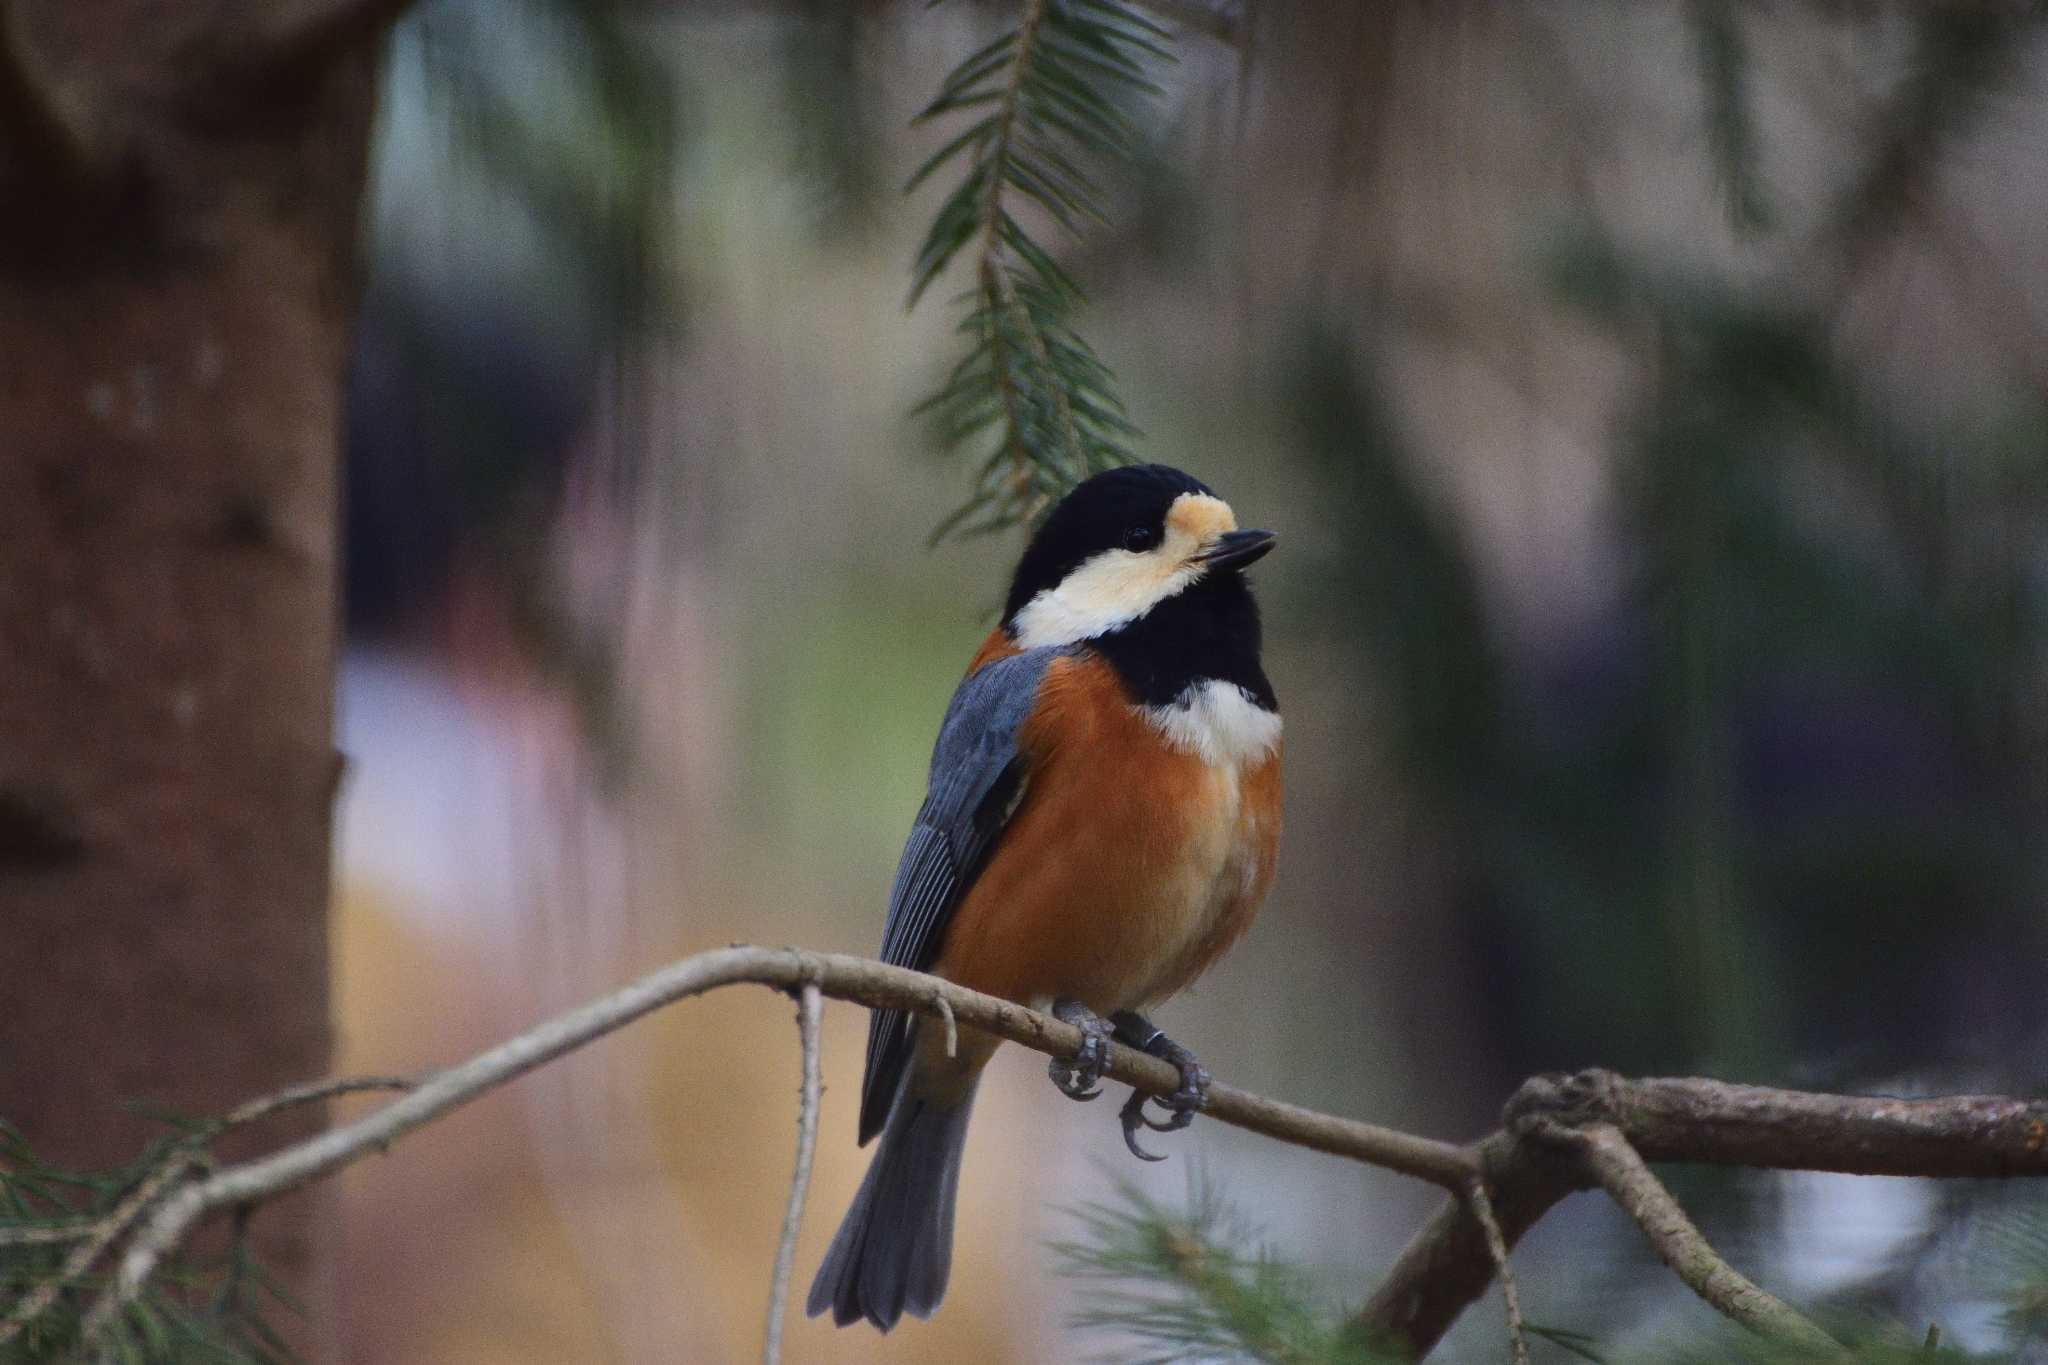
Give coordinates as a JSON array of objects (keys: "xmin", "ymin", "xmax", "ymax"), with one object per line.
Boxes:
[{"xmin": 0, "ymin": 0, "xmax": 392, "ymax": 1348}]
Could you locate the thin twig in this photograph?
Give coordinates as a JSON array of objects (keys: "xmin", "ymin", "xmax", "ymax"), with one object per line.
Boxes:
[
  {"xmin": 0, "ymin": 1219, "xmax": 97, "ymax": 1247},
  {"xmin": 932, "ymin": 989, "xmax": 959, "ymax": 1059},
  {"xmin": 1463, "ymin": 1176, "xmax": 1529, "ymax": 1365},
  {"xmin": 1359, "ymin": 1134, "xmax": 1577, "ymax": 1358},
  {"xmin": 0, "ymin": 1079, "xmax": 406, "ymax": 1269},
  {"xmin": 1567, "ymin": 1123, "xmax": 1849, "ymax": 1359},
  {"xmin": 0, "ymin": 1148, "xmax": 205, "ymax": 1349},
  {"xmin": 220, "ymin": 1074, "xmax": 415, "ymax": 1130},
  {"xmin": 762, "ymin": 983, "xmax": 824, "ymax": 1365}
]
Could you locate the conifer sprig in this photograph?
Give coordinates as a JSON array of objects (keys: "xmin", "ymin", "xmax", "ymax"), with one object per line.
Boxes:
[
  {"xmin": 1053, "ymin": 1177, "xmax": 1397, "ymax": 1365},
  {"xmin": 0, "ymin": 1122, "xmax": 291, "ymax": 1363},
  {"xmin": 908, "ymin": 0, "xmax": 1171, "ymax": 538}
]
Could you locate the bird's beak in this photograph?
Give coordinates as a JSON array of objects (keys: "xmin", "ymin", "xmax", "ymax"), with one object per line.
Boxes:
[{"xmin": 1195, "ymin": 528, "xmax": 1277, "ymax": 572}]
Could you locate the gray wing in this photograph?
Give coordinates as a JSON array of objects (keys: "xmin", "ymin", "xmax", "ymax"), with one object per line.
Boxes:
[{"xmin": 857, "ymin": 647, "xmax": 1058, "ymax": 1143}]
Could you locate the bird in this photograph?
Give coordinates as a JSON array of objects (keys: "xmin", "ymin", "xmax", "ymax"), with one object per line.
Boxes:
[{"xmin": 806, "ymin": 462, "xmax": 1282, "ymax": 1333}]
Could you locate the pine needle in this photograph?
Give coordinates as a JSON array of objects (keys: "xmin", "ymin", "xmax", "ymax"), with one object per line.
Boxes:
[
  {"xmin": 909, "ymin": 0, "xmax": 1171, "ymax": 538},
  {"xmin": 1052, "ymin": 1175, "xmax": 1400, "ymax": 1365}
]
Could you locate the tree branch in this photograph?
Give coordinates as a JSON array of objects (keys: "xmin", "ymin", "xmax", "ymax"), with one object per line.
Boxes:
[
  {"xmin": 219, "ymin": 1073, "xmax": 416, "ymax": 1130},
  {"xmin": 8, "ymin": 946, "xmax": 2044, "ymax": 1359},
  {"xmin": 72, "ymin": 945, "xmax": 1474, "ymax": 1349},
  {"xmin": 1462, "ymin": 1176, "xmax": 1529, "ymax": 1365},
  {"xmin": 1357, "ymin": 1132, "xmax": 1580, "ymax": 1356},
  {"xmin": 1360, "ymin": 1065, "xmax": 2048, "ymax": 1354},
  {"xmin": 761, "ymin": 981, "xmax": 823, "ymax": 1365},
  {"xmin": 1566, "ymin": 1122, "xmax": 1848, "ymax": 1358},
  {"xmin": 1532, "ymin": 1068, "xmax": 2048, "ymax": 1179}
]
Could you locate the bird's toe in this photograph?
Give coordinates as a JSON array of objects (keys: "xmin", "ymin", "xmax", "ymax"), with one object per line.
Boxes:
[{"xmin": 1049, "ymin": 999, "xmax": 1115, "ymax": 1102}]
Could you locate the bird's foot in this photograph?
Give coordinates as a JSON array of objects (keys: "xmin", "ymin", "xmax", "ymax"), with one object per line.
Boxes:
[
  {"xmin": 1048, "ymin": 999, "xmax": 1115, "ymax": 1102},
  {"xmin": 1111, "ymin": 1011, "xmax": 1211, "ymax": 1162}
]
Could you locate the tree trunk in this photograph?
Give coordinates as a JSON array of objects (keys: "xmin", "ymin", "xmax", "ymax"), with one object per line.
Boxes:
[{"xmin": 0, "ymin": 2, "xmax": 391, "ymax": 1348}]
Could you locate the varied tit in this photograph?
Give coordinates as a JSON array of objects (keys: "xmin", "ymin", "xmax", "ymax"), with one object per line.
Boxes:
[{"xmin": 807, "ymin": 463, "xmax": 1282, "ymax": 1333}]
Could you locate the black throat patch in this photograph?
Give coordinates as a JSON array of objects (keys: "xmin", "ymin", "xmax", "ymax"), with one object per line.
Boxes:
[{"xmin": 1083, "ymin": 570, "xmax": 1277, "ymax": 711}]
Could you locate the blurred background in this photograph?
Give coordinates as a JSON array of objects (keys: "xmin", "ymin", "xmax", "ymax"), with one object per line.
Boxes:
[{"xmin": 326, "ymin": 2, "xmax": 2048, "ymax": 1360}]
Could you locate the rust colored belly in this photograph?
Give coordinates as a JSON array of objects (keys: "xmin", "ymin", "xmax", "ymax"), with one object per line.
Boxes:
[{"xmin": 933, "ymin": 653, "xmax": 1282, "ymax": 1015}]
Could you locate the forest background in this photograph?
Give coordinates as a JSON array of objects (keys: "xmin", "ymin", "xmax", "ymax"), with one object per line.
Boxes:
[{"xmin": 5, "ymin": 2, "xmax": 2048, "ymax": 1362}]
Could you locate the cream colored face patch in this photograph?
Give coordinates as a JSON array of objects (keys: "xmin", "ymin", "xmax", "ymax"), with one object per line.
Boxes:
[{"xmin": 1012, "ymin": 492, "xmax": 1239, "ymax": 648}]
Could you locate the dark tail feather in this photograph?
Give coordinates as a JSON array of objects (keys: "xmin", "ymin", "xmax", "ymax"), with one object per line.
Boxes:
[{"xmin": 806, "ymin": 1079, "xmax": 978, "ymax": 1331}]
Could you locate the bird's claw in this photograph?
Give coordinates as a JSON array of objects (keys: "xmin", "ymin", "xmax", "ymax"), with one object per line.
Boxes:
[
  {"xmin": 1140, "ymin": 1059, "xmax": 1212, "ymax": 1132},
  {"xmin": 1048, "ymin": 1000, "xmax": 1115, "ymax": 1102},
  {"xmin": 1109, "ymin": 1011, "xmax": 1210, "ymax": 1161},
  {"xmin": 1118, "ymin": 1089, "xmax": 1168, "ymax": 1161}
]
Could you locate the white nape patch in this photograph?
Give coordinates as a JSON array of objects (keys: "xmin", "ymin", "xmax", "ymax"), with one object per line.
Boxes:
[
  {"xmin": 1011, "ymin": 491, "xmax": 1235, "ymax": 649},
  {"xmin": 1144, "ymin": 679, "xmax": 1282, "ymax": 767}
]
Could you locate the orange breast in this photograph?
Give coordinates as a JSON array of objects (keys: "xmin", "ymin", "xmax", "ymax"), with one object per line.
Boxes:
[{"xmin": 932, "ymin": 651, "xmax": 1282, "ymax": 1015}]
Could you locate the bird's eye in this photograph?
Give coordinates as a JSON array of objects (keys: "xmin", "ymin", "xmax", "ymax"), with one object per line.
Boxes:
[{"xmin": 1122, "ymin": 525, "xmax": 1157, "ymax": 552}]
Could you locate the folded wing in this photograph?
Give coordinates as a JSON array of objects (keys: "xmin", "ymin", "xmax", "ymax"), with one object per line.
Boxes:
[{"xmin": 858, "ymin": 647, "xmax": 1060, "ymax": 1143}]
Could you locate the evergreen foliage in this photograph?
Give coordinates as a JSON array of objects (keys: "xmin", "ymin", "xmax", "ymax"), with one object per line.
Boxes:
[
  {"xmin": 1058, "ymin": 1180, "xmax": 2048, "ymax": 1363},
  {"xmin": 0, "ymin": 1123, "xmax": 288, "ymax": 1364},
  {"xmin": 908, "ymin": 0, "xmax": 1170, "ymax": 538},
  {"xmin": 1054, "ymin": 1176, "xmax": 1399, "ymax": 1365}
]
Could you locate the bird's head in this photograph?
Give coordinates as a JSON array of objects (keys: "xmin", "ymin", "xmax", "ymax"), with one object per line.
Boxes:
[{"xmin": 1002, "ymin": 464, "xmax": 1275, "ymax": 649}]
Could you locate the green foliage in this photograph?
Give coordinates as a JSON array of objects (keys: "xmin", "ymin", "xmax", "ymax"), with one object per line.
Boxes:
[
  {"xmin": 1686, "ymin": 0, "xmax": 1771, "ymax": 234},
  {"xmin": 781, "ymin": 0, "xmax": 885, "ymax": 239},
  {"xmin": 1053, "ymin": 1175, "xmax": 2048, "ymax": 1364},
  {"xmin": 1557, "ymin": 228, "xmax": 2047, "ymax": 1065},
  {"xmin": 0, "ymin": 1124, "xmax": 289, "ymax": 1364},
  {"xmin": 1825, "ymin": 8, "xmax": 2034, "ymax": 260},
  {"xmin": 1052, "ymin": 1175, "xmax": 1400, "ymax": 1365},
  {"xmin": 374, "ymin": 0, "xmax": 690, "ymax": 781},
  {"xmin": 908, "ymin": 0, "xmax": 1171, "ymax": 538},
  {"xmin": 415, "ymin": 0, "xmax": 684, "ymax": 333},
  {"xmin": 1285, "ymin": 324, "xmax": 1500, "ymax": 800}
]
